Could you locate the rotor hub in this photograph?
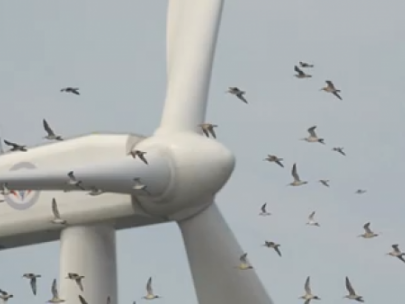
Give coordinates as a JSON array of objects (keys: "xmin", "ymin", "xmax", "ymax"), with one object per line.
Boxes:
[{"xmin": 134, "ymin": 132, "xmax": 235, "ymax": 219}]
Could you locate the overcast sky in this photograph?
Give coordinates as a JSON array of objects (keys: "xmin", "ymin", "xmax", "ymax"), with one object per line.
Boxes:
[{"xmin": 1, "ymin": 0, "xmax": 405, "ymax": 303}]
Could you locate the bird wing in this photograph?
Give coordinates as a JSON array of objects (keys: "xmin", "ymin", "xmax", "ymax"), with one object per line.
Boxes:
[
  {"xmin": 43, "ymin": 119, "xmax": 55, "ymax": 136},
  {"xmin": 308, "ymin": 211, "xmax": 315, "ymax": 221},
  {"xmin": 79, "ymin": 295, "xmax": 88, "ymax": 304},
  {"xmin": 274, "ymin": 246, "xmax": 282, "ymax": 257},
  {"xmin": 0, "ymin": 290, "xmax": 7, "ymax": 296},
  {"xmin": 31, "ymin": 277, "xmax": 37, "ymax": 295},
  {"xmin": 392, "ymin": 244, "xmax": 401, "ymax": 253},
  {"xmin": 326, "ymin": 80, "xmax": 335, "ymax": 90},
  {"xmin": 363, "ymin": 222, "xmax": 372, "ymax": 233},
  {"xmin": 294, "ymin": 65, "xmax": 304, "ymax": 76},
  {"xmin": 261, "ymin": 203, "xmax": 267, "ymax": 213},
  {"xmin": 3, "ymin": 140, "xmax": 16, "ymax": 148},
  {"xmin": 275, "ymin": 160, "xmax": 284, "ymax": 168},
  {"xmin": 304, "ymin": 276, "xmax": 311, "ymax": 294},
  {"xmin": 52, "ymin": 279, "xmax": 58, "ymax": 298},
  {"xmin": 146, "ymin": 277, "xmax": 153, "ymax": 295},
  {"xmin": 291, "ymin": 163, "xmax": 300, "ymax": 181},
  {"xmin": 333, "ymin": 91, "xmax": 342, "ymax": 100},
  {"xmin": 398, "ymin": 255, "xmax": 405, "ymax": 263},
  {"xmin": 307, "ymin": 126, "xmax": 317, "ymax": 137},
  {"xmin": 209, "ymin": 127, "xmax": 217, "ymax": 139},
  {"xmin": 237, "ymin": 94, "xmax": 248, "ymax": 104},
  {"xmin": 52, "ymin": 198, "xmax": 61, "ymax": 218},
  {"xmin": 239, "ymin": 253, "xmax": 248, "ymax": 263},
  {"xmin": 201, "ymin": 128, "xmax": 209, "ymax": 137},
  {"xmin": 345, "ymin": 277, "xmax": 356, "ymax": 295},
  {"xmin": 68, "ymin": 171, "xmax": 76, "ymax": 181}
]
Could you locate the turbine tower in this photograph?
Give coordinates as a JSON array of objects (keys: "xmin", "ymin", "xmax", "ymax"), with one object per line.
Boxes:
[{"xmin": 0, "ymin": 1, "xmax": 273, "ymax": 304}]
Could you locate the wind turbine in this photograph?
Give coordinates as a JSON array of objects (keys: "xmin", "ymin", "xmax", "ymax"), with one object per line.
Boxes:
[{"xmin": 0, "ymin": 1, "xmax": 273, "ymax": 304}]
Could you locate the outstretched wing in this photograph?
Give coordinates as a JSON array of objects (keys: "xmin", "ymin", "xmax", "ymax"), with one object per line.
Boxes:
[
  {"xmin": 261, "ymin": 203, "xmax": 267, "ymax": 213},
  {"xmin": 3, "ymin": 140, "xmax": 16, "ymax": 148},
  {"xmin": 274, "ymin": 245, "xmax": 282, "ymax": 257},
  {"xmin": 146, "ymin": 277, "xmax": 153, "ymax": 295},
  {"xmin": 392, "ymin": 244, "xmax": 401, "ymax": 253},
  {"xmin": 239, "ymin": 253, "xmax": 248, "ymax": 263},
  {"xmin": 363, "ymin": 222, "xmax": 372, "ymax": 234},
  {"xmin": 304, "ymin": 276, "xmax": 311, "ymax": 294},
  {"xmin": 307, "ymin": 126, "xmax": 317, "ymax": 137},
  {"xmin": 326, "ymin": 80, "xmax": 335, "ymax": 90},
  {"xmin": 51, "ymin": 278, "xmax": 58, "ymax": 298},
  {"xmin": 308, "ymin": 211, "xmax": 315, "ymax": 221},
  {"xmin": 43, "ymin": 119, "xmax": 55, "ymax": 136},
  {"xmin": 345, "ymin": 277, "xmax": 356, "ymax": 295},
  {"xmin": 31, "ymin": 277, "xmax": 37, "ymax": 295},
  {"xmin": 79, "ymin": 295, "xmax": 88, "ymax": 304},
  {"xmin": 292, "ymin": 163, "xmax": 300, "ymax": 181},
  {"xmin": 68, "ymin": 171, "xmax": 76, "ymax": 181},
  {"xmin": 294, "ymin": 65, "xmax": 304, "ymax": 76},
  {"xmin": 52, "ymin": 198, "xmax": 61, "ymax": 219}
]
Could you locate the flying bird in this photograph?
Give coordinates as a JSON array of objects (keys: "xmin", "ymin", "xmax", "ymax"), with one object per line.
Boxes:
[
  {"xmin": 344, "ymin": 277, "xmax": 363, "ymax": 302},
  {"xmin": 87, "ymin": 187, "xmax": 103, "ymax": 196},
  {"xmin": 332, "ymin": 147, "xmax": 346, "ymax": 156},
  {"xmin": 0, "ymin": 290, "xmax": 13, "ymax": 303},
  {"xmin": 48, "ymin": 279, "xmax": 65, "ymax": 303},
  {"xmin": 289, "ymin": 163, "xmax": 308, "ymax": 186},
  {"xmin": 320, "ymin": 81, "xmax": 342, "ymax": 100},
  {"xmin": 4, "ymin": 140, "xmax": 27, "ymax": 152},
  {"xmin": 355, "ymin": 189, "xmax": 366, "ymax": 195},
  {"xmin": 43, "ymin": 119, "xmax": 63, "ymax": 141},
  {"xmin": 128, "ymin": 150, "xmax": 148, "ymax": 165},
  {"xmin": 306, "ymin": 211, "xmax": 320, "ymax": 227},
  {"xmin": 387, "ymin": 244, "xmax": 405, "ymax": 263},
  {"xmin": 358, "ymin": 222, "xmax": 378, "ymax": 238},
  {"xmin": 259, "ymin": 203, "xmax": 271, "ymax": 216},
  {"xmin": 227, "ymin": 87, "xmax": 248, "ymax": 104},
  {"xmin": 301, "ymin": 126, "xmax": 325, "ymax": 144},
  {"xmin": 133, "ymin": 178, "xmax": 151, "ymax": 195},
  {"xmin": 66, "ymin": 273, "xmax": 84, "ymax": 291},
  {"xmin": 78, "ymin": 295, "xmax": 88, "ymax": 304},
  {"xmin": 142, "ymin": 277, "xmax": 160, "ymax": 300},
  {"xmin": 299, "ymin": 276, "xmax": 321, "ymax": 304},
  {"xmin": 22, "ymin": 273, "xmax": 41, "ymax": 296},
  {"xmin": 264, "ymin": 155, "xmax": 284, "ymax": 168},
  {"xmin": 319, "ymin": 180, "xmax": 330, "ymax": 187},
  {"xmin": 263, "ymin": 241, "xmax": 282, "ymax": 257},
  {"xmin": 51, "ymin": 198, "xmax": 66, "ymax": 225},
  {"xmin": 60, "ymin": 87, "xmax": 80, "ymax": 95},
  {"xmin": 199, "ymin": 123, "xmax": 217, "ymax": 139},
  {"xmin": 67, "ymin": 171, "xmax": 85, "ymax": 190},
  {"xmin": 299, "ymin": 61, "xmax": 314, "ymax": 68},
  {"xmin": 237, "ymin": 253, "xmax": 253, "ymax": 270},
  {"xmin": 294, "ymin": 65, "xmax": 312, "ymax": 78}
]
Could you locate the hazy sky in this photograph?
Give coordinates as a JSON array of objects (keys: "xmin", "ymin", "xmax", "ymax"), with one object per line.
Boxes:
[{"xmin": 1, "ymin": 0, "xmax": 405, "ymax": 303}]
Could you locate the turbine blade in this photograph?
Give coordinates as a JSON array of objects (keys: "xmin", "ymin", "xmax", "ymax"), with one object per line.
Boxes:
[
  {"xmin": 0, "ymin": 153, "xmax": 171, "ymax": 195},
  {"xmin": 156, "ymin": 0, "xmax": 224, "ymax": 135},
  {"xmin": 177, "ymin": 203, "xmax": 273, "ymax": 304},
  {"xmin": 166, "ymin": 0, "xmax": 185, "ymax": 77}
]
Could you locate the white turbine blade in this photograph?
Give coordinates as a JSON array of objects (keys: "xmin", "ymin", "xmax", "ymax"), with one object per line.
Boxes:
[
  {"xmin": 156, "ymin": 0, "xmax": 224, "ymax": 135},
  {"xmin": 166, "ymin": 0, "xmax": 185, "ymax": 76},
  {"xmin": 0, "ymin": 153, "xmax": 171, "ymax": 195},
  {"xmin": 178, "ymin": 203, "xmax": 273, "ymax": 304}
]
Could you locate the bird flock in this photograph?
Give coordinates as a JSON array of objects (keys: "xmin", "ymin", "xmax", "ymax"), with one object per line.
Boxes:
[
  {"xmin": 0, "ymin": 67, "xmax": 402, "ymax": 303},
  {"xmin": 196, "ymin": 62, "xmax": 405, "ymax": 304},
  {"xmin": 0, "ymin": 4, "xmax": 401, "ymax": 304}
]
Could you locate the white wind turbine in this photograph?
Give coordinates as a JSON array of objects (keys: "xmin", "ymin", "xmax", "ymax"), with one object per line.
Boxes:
[{"xmin": 0, "ymin": 1, "xmax": 273, "ymax": 304}]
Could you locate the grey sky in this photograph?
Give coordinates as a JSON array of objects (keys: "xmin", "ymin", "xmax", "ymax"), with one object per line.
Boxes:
[{"xmin": 1, "ymin": 0, "xmax": 405, "ymax": 303}]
